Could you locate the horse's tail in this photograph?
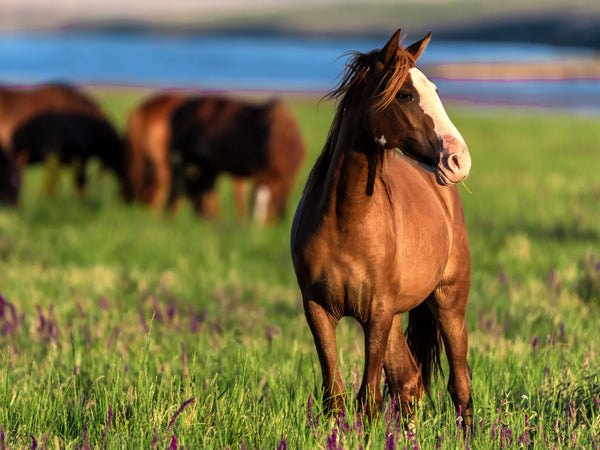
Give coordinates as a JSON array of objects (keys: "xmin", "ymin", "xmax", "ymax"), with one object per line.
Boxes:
[{"xmin": 405, "ymin": 301, "xmax": 443, "ymax": 396}]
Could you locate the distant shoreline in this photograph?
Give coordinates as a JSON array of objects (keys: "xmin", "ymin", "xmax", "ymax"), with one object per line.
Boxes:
[{"xmin": 2, "ymin": 2, "xmax": 600, "ymax": 50}]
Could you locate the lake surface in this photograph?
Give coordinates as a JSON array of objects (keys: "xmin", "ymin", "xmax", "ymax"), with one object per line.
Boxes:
[{"xmin": 1, "ymin": 31, "xmax": 599, "ymax": 112}]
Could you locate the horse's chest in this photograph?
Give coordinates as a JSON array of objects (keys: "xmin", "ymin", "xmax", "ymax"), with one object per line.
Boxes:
[{"xmin": 301, "ymin": 223, "xmax": 395, "ymax": 317}]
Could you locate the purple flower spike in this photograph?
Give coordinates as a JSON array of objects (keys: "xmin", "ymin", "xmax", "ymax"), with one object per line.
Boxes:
[
  {"xmin": 167, "ymin": 397, "xmax": 196, "ymax": 432},
  {"xmin": 326, "ymin": 429, "xmax": 339, "ymax": 450},
  {"xmin": 306, "ymin": 394, "xmax": 313, "ymax": 428},
  {"xmin": 498, "ymin": 269, "xmax": 508, "ymax": 286},
  {"xmin": 98, "ymin": 296, "xmax": 110, "ymax": 310},
  {"xmin": 151, "ymin": 428, "xmax": 158, "ymax": 449},
  {"xmin": 169, "ymin": 435, "xmax": 178, "ymax": 450},
  {"xmin": 30, "ymin": 435, "xmax": 37, "ymax": 450},
  {"xmin": 385, "ymin": 433, "xmax": 395, "ymax": 450},
  {"xmin": 102, "ymin": 405, "xmax": 113, "ymax": 449},
  {"xmin": 531, "ymin": 337, "xmax": 539, "ymax": 353},
  {"xmin": 82, "ymin": 423, "xmax": 90, "ymax": 450},
  {"xmin": 277, "ymin": 438, "xmax": 288, "ymax": 450}
]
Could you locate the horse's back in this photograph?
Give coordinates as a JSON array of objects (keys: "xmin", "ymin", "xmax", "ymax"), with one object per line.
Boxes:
[
  {"xmin": 171, "ymin": 96, "xmax": 275, "ymax": 175},
  {"xmin": 126, "ymin": 93, "xmax": 186, "ymax": 158}
]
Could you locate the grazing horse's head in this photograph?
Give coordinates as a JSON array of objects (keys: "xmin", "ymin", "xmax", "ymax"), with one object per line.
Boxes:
[{"xmin": 331, "ymin": 29, "xmax": 471, "ymax": 186}]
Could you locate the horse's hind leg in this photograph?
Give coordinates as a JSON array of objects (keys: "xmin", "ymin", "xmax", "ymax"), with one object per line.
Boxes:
[
  {"xmin": 304, "ymin": 299, "xmax": 346, "ymax": 414},
  {"xmin": 427, "ymin": 293, "xmax": 473, "ymax": 428},
  {"xmin": 384, "ymin": 314, "xmax": 423, "ymax": 417}
]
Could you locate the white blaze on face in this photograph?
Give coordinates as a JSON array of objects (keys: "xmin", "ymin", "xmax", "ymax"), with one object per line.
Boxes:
[{"xmin": 408, "ymin": 67, "xmax": 471, "ymax": 184}]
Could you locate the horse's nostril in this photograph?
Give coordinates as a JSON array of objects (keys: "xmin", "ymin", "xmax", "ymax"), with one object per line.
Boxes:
[{"xmin": 451, "ymin": 155, "xmax": 460, "ymax": 170}]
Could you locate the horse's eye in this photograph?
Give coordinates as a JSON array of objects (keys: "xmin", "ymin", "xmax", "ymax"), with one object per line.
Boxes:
[{"xmin": 396, "ymin": 92, "xmax": 414, "ymax": 102}]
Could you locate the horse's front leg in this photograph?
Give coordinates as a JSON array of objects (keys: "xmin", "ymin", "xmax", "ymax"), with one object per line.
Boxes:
[
  {"xmin": 358, "ymin": 311, "xmax": 393, "ymax": 419},
  {"xmin": 304, "ymin": 299, "xmax": 346, "ymax": 414},
  {"xmin": 384, "ymin": 313, "xmax": 423, "ymax": 418}
]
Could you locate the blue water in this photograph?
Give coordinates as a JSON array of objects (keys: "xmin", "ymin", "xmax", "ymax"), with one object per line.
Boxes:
[{"xmin": 1, "ymin": 31, "xmax": 599, "ymax": 112}]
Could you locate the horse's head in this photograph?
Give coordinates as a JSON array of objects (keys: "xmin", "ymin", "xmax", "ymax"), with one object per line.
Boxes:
[{"xmin": 341, "ymin": 29, "xmax": 471, "ymax": 186}]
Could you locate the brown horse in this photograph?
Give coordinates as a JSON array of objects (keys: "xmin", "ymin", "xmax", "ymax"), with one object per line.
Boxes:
[
  {"xmin": 125, "ymin": 93, "xmax": 306, "ymax": 223},
  {"xmin": 290, "ymin": 30, "xmax": 473, "ymax": 425},
  {"xmin": 0, "ymin": 83, "xmax": 125, "ymax": 204}
]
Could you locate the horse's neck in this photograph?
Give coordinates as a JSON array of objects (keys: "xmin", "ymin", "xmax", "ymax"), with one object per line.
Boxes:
[{"xmin": 318, "ymin": 116, "xmax": 376, "ymax": 221}]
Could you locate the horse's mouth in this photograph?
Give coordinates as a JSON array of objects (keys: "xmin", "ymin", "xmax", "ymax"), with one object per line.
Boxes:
[{"xmin": 435, "ymin": 168, "xmax": 453, "ymax": 186}]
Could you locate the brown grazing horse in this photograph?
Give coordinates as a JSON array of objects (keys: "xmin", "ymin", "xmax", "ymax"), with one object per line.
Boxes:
[
  {"xmin": 0, "ymin": 83, "xmax": 125, "ymax": 204},
  {"xmin": 291, "ymin": 30, "xmax": 473, "ymax": 425},
  {"xmin": 125, "ymin": 93, "xmax": 306, "ymax": 223}
]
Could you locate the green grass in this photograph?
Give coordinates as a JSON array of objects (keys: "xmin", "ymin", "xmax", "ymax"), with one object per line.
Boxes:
[{"xmin": 0, "ymin": 92, "xmax": 599, "ymax": 448}]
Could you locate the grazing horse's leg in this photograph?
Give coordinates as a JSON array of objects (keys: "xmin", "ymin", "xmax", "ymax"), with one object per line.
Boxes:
[
  {"xmin": 149, "ymin": 157, "xmax": 171, "ymax": 208},
  {"xmin": 427, "ymin": 293, "xmax": 473, "ymax": 428},
  {"xmin": 73, "ymin": 157, "xmax": 87, "ymax": 196},
  {"xmin": 304, "ymin": 299, "xmax": 346, "ymax": 414},
  {"xmin": 384, "ymin": 314, "xmax": 423, "ymax": 417},
  {"xmin": 358, "ymin": 312, "xmax": 394, "ymax": 418},
  {"xmin": 43, "ymin": 153, "xmax": 61, "ymax": 197},
  {"xmin": 232, "ymin": 177, "xmax": 249, "ymax": 219}
]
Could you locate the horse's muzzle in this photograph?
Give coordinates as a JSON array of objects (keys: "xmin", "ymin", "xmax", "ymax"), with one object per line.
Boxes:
[{"xmin": 436, "ymin": 148, "xmax": 471, "ymax": 186}]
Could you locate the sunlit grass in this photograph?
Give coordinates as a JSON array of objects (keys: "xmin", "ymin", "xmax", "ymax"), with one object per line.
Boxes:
[{"xmin": 0, "ymin": 93, "xmax": 599, "ymax": 447}]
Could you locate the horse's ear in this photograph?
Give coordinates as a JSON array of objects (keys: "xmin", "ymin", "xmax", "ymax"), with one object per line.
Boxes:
[
  {"xmin": 380, "ymin": 28, "xmax": 402, "ymax": 64},
  {"xmin": 406, "ymin": 32, "xmax": 432, "ymax": 61}
]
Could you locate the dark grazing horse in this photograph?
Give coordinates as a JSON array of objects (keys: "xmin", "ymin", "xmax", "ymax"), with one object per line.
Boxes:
[
  {"xmin": 290, "ymin": 30, "xmax": 473, "ymax": 425},
  {"xmin": 125, "ymin": 93, "xmax": 306, "ymax": 223},
  {"xmin": 0, "ymin": 83, "xmax": 125, "ymax": 204}
]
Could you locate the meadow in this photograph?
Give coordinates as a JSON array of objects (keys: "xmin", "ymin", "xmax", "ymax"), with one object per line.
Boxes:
[{"xmin": 0, "ymin": 91, "xmax": 599, "ymax": 449}]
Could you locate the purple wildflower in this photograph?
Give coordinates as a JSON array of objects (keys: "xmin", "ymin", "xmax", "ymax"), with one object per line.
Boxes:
[
  {"xmin": 277, "ymin": 438, "xmax": 288, "ymax": 450},
  {"xmin": 326, "ymin": 429, "xmax": 341, "ymax": 450},
  {"xmin": 98, "ymin": 296, "xmax": 110, "ymax": 310},
  {"xmin": 102, "ymin": 405, "xmax": 113, "ymax": 449},
  {"xmin": 1, "ymin": 426, "xmax": 5, "ymax": 450},
  {"xmin": 30, "ymin": 435, "xmax": 37, "ymax": 450},
  {"xmin": 165, "ymin": 297, "xmax": 176, "ymax": 323},
  {"xmin": 456, "ymin": 405, "xmax": 463, "ymax": 429},
  {"xmin": 498, "ymin": 269, "xmax": 508, "ymax": 286},
  {"xmin": 167, "ymin": 397, "xmax": 196, "ymax": 432},
  {"xmin": 169, "ymin": 435, "xmax": 178, "ymax": 450},
  {"xmin": 189, "ymin": 305, "xmax": 201, "ymax": 334},
  {"xmin": 82, "ymin": 423, "xmax": 90, "ymax": 450},
  {"xmin": 385, "ymin": 433, "xmax": 395, "ymax": 450},
  {"xmin": 355, "ymin": 411, "xmax": 363, "ymax": 437},
  {"xmin": 531, "ymin": 337, "xmax": 539, "ymax": 353},
  {"xmin": 306, "ymin": 394, "xmax": 313, "ymax": 428},
  {"xmin": 567, "ymin": 401, "xmax": 576, "ymax": 424},
  {"xmin": 151, "ymin": 428, "xmax": 158, "ymax": 449}
]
